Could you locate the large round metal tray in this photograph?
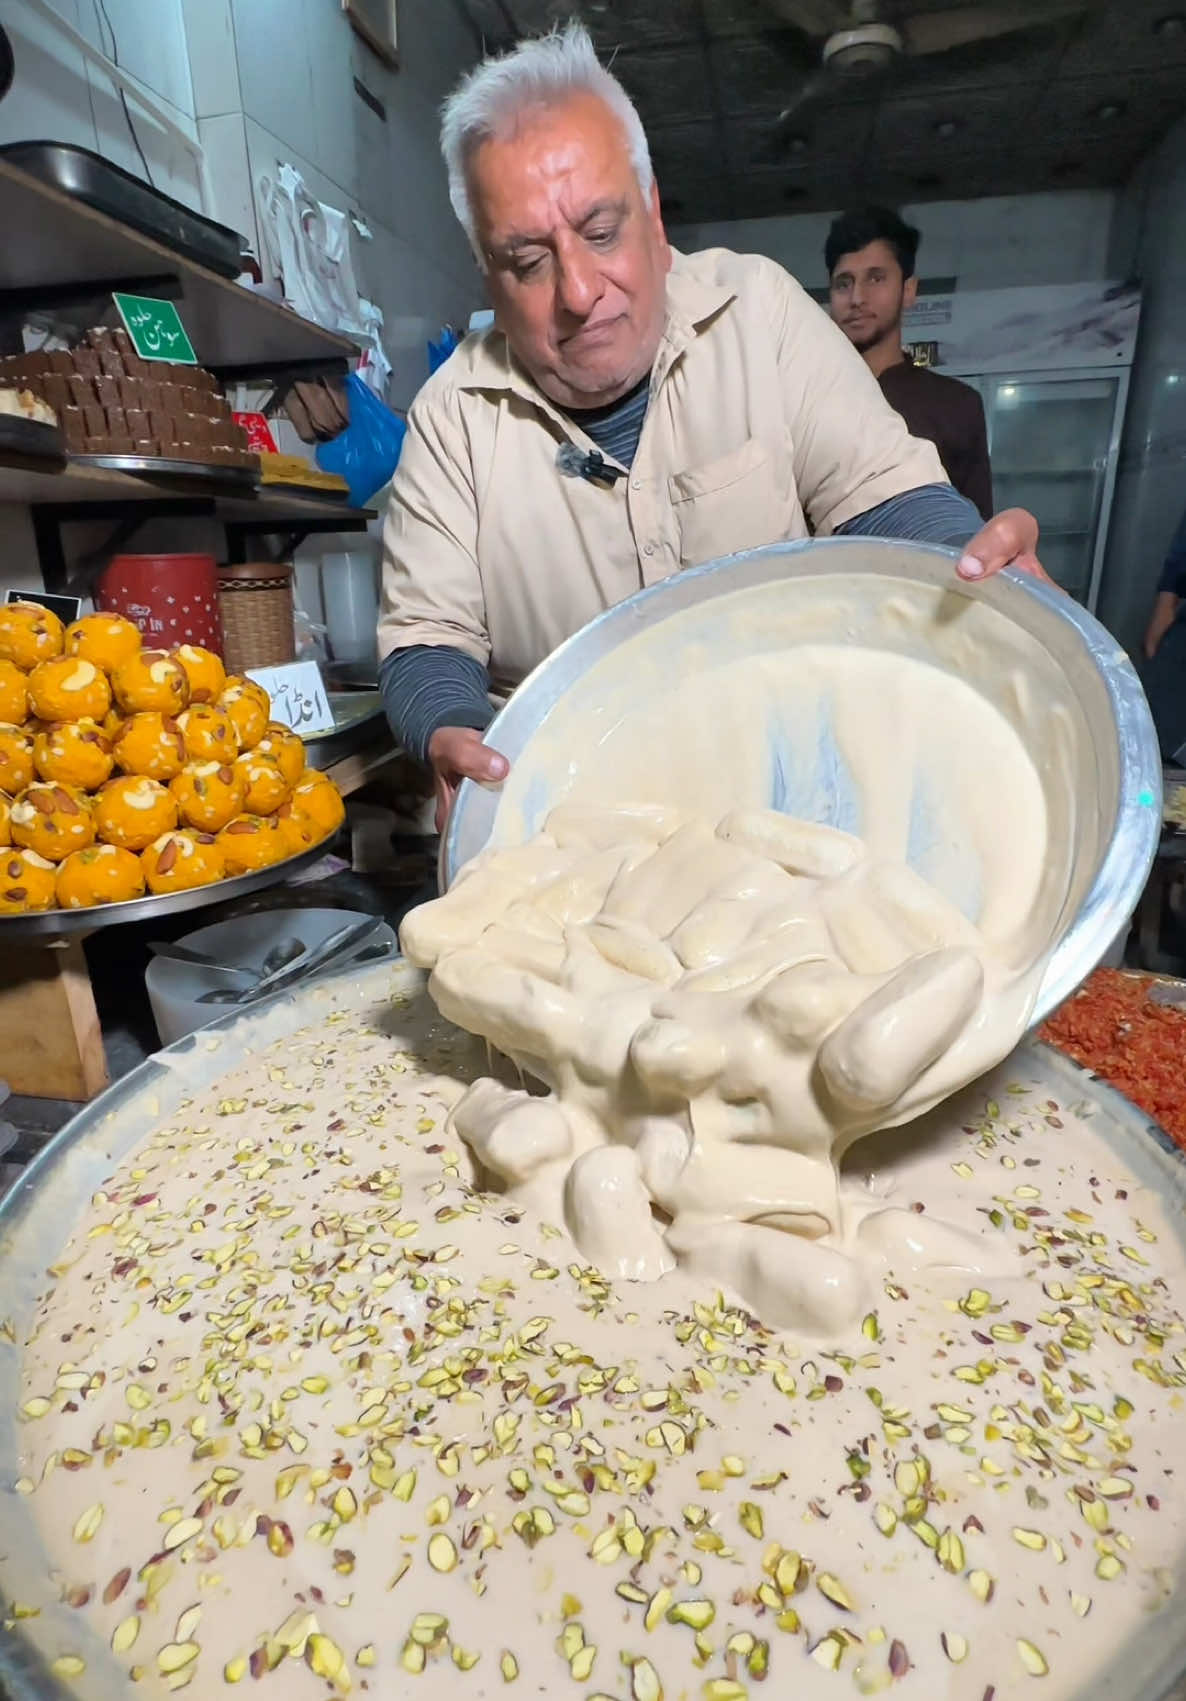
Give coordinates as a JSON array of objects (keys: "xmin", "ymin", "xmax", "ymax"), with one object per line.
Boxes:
[
  {"xmin": 0, "ymin": 838, "xmax": 331, "ymax": 941},
  {"xmin": 70, "ymin": 453, "xmax": 257, "ymax": 489},
  {"xmin": 442, "ymin": 538, "xmax": 1161, "ymax": 1028},
  {"xmin": 0, "ymin": 960, "xmax": 1185, "ymax": 1701}
]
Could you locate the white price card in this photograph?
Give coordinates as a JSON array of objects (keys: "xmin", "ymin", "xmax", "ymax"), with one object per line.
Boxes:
[{"xmin": 247, "ymin": 661, "xmax": 336, "ymax": 737}]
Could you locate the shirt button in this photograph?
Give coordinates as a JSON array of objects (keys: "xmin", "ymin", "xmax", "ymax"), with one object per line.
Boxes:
[
  {"xmin": 631, "ymin": 477, "xmax": 641, "ymax": 490},
  {"xmin": 644, "ymin": 542, "xmax": 655, "ymax": 556}
]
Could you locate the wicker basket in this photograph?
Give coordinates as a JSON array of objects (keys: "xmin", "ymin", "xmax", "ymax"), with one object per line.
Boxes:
[{"xmin": 217, "ymin": 561, "xmax": 295, "ymax": 673}]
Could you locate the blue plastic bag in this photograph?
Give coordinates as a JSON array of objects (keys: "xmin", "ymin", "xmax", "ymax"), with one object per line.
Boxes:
[
  {"xmin": 315, "ymin": 372, "xmax": 407, "ymax": 507},
  {"xmin": 428, "ymin": 325, "xmax": 462, "ymax": 373}
]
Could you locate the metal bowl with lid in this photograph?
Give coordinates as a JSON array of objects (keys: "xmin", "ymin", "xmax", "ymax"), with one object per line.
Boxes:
[{"xmin": 442, "ymin": 537, "xmax": 1161, "ymax": 1027}]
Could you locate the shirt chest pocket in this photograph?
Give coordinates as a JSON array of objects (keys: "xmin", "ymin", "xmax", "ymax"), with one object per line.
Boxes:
[{"xmin": 667, "ymin": 433, "xmax": 798, "ymax": 569}]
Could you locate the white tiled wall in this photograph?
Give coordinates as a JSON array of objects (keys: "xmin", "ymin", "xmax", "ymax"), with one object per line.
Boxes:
[
  {"xmin": 1098, "ymin": 116, "xmax": 1186, "ymax": 655},
  {"xmin": 198, "ymin": 0, "xmax": 483, "ymax": 410},
  {"xmin": 0, "ymin": 0, "xmax": 201, "ymax": 207},
  {"xmin": 670, "ymin": 190, "xmax": 1118, "ymax": 295},
  {"xmin": 196, "ymin": 110, "xmax": 256, "ymax": 254},
  {"xmin": 180, "ymin": 0, "xmax": 239, "ymax": 120}
]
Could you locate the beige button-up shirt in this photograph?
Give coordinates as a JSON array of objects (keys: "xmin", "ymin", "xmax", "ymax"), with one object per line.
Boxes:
[{"xmin": 378, "ymin": 247, "xmax": 945, "ymax": 693}]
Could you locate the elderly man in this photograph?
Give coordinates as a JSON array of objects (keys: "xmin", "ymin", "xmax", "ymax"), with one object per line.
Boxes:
[{"xmin": 378, "ymin": 24, "xmax": 1046, "ymax": 826}]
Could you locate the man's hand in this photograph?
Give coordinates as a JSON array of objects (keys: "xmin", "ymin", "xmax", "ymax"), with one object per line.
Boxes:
[
  {"xmin": 427, "ymin": 726, "xmax": 509, "ymax": 833},
  {"xmin": 1144, "ymin": 591, "xmax": 1179, "ymax": 660},
  {"xmin": 955, "ymin": 507, "xmax": 1053, "ymax": 586}
]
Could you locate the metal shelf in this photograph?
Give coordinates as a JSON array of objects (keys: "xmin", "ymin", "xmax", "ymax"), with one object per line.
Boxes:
[
  {"xmin": 0, "ymin": 156, "xmax": 359, "ymax": 376},
  {"xmin": 0, "ymin": 454, "xmax": 376, "ymax": 591},
  {"xmin": 0, "ymin": 452, "xmax": 367, "ymax": 518}
]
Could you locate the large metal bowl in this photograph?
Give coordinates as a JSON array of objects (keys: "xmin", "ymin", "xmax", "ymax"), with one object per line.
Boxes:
[
  {"xmin": 2, "ymin": 961, "xmax": 1186, "ymax": 1699},
  {"xmin": 442, "ymin": 537, "xmax": 1161, "ymax": 1027}
]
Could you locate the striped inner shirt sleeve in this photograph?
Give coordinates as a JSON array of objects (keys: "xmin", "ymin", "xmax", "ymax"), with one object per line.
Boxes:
[
  {"xmin": 378, "ymin": 644, "xmax": 494, "ymax": 765},
  {"xmin": 836, "ymin": 482, "xmax": 983, "ymax": 550}
]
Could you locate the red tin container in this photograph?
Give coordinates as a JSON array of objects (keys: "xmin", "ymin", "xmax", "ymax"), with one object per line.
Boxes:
[{"xmin": 96, "ymin": 552, "xmax": 224, "ymax": 653}]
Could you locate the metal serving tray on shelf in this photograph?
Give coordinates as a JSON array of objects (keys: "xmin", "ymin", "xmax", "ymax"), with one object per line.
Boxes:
[
  {"xmin": 0, "ymin": 143, "xmax": 244, "ymax": 277},
  {"xmin": 70, "ymin": 452, "xmax": 258, "ymax": 489},
  {"xmin": 0, "ymin": 416, "xmax": 64, "ymax": 467}
]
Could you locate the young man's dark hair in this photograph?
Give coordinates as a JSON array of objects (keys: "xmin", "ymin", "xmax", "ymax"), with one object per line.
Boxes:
[{"xmin": 825, "ymin": 206, "xmax": 920, "ymax": 281}]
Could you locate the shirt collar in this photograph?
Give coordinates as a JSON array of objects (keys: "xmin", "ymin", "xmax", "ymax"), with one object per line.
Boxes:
[{"xmin": 453, "ymin": 248, "xmax": 736, "ymax": 402}]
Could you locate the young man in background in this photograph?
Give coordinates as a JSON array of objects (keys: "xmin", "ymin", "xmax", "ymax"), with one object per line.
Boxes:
[{"xmin": 827, "ymin": 206, "xmax": 993, "ymax": 519}]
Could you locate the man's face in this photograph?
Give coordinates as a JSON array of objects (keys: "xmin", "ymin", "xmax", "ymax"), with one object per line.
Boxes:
[
  {"xmin": 467, "ymin": 91, "xmax": 672, "ymax": 409},
  {"xmin": 828, "ymin": 239, "xmax": 917, "ymax": 353}
]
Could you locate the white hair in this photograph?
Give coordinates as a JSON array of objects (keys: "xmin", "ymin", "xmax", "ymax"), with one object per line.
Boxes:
[{"xmin": 441, "ymin": 21, "xmax": 654, "ymax": 266}]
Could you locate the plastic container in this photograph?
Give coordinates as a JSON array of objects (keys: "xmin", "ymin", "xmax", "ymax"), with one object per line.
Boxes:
[
  {"xmin": 145, "ymin": 906, "xmax": 396, "ymax": 1046},
  {"xmin": 96, "ymin": 551, "xmax": 223, "ymax": 651},
  {"xmin": 321, "ymin": 547, "xmax": 379, "ymax": 664},
  {"xmin": 217, "ymin": 560, "xmax": 295, "ymax": 672}
]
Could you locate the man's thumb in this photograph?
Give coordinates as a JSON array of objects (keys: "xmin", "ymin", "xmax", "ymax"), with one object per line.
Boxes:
[{"xmin": 470, "ymin": 743, "xmax": 509, "ymax": 782}]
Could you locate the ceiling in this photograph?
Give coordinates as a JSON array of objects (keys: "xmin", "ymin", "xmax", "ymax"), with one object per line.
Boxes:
[{"xmin": 454, "ymin": 0, "xmax": 1186, "ymax": 224}]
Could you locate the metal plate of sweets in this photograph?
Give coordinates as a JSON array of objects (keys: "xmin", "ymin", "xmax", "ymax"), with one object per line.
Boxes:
[
  {"xmin": 442, "ymin": 537, "xmax": 1161, "ymax": 1029},
  {"xmin": 0, "ymin": 840, "xmax": 331, "ymax": 942}
]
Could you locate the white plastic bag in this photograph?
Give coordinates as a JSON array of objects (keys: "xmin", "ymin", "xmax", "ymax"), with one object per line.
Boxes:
[{"xmin": 257, "ymin": 165, "xmax": 391, "ymax": 398}]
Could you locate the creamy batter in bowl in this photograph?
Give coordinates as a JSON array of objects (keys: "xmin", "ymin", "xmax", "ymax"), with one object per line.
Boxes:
[
  {"xmin": 405, "ymin": 801, "xmax": 1051, "ymax": 1335},
  {"xmin": 441, "ymin": 538, "xmax": 1160, "ymax": 1028},
  {"xmin": 2, "ymin": 963, "xmax": 1186, "ymax": 1701}
]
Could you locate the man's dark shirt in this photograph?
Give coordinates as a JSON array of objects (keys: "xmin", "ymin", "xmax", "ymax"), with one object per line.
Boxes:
[
  {"xmin": 1156, "ymin": 505, "xmax": 1186, "ymax": 598},
  {"xmin": 878, "ymin": 354, "xmax": 993, "ymax": 520}
]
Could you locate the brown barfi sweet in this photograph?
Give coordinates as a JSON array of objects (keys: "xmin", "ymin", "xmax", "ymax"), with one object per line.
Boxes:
[{"xmin": 59, "ymin": 407, "xmax": 86, "ymax": 448}]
